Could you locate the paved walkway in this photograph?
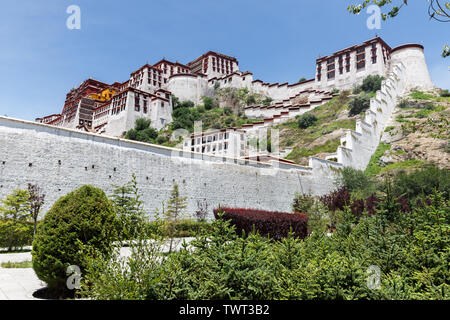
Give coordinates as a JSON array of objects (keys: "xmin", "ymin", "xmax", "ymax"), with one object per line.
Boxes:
[
  {"xmin": 0, "ymin": 238, "xmax": 195, "ymax": 300},
  {"xmin": 0, "ymin": 268, "xmax": 46, "ymax": 300}
]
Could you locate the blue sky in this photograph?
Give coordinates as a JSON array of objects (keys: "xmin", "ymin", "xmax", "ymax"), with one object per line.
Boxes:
[{"xmin": 0, "ymin": 0, "xmax": 448, "ymax": 121}]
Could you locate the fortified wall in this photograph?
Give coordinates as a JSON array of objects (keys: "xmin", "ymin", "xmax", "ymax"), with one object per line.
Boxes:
[{"xmin": 0, "ymin": 117, "xmax": 341, "ymax": 217}]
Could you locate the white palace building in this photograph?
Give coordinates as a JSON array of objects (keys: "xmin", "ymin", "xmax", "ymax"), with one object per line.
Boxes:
[{"xmin": 36, "ymin": 36, "xmax": 434, "ymax": 159}]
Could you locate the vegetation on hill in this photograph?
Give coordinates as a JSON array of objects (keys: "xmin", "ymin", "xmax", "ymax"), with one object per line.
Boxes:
[
  {"xmin": 125, "ymin": 90, "xmax": 266, "ymax": 148},
  {"xmin": 366, "ymin": 90, "xmax": 450, "ymax": 176},
  {"xmin": 277, "ymin": 91, "xmax": 359, "ymax": 165}
]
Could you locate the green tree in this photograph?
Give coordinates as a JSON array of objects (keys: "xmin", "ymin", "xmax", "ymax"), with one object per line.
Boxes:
[
  {"xmin": 0, "ymin": 189, "xmax": 31, "ymax": 251},
  {"xmin": 164, "ymin": 183, "xmax": 187, "ymax": 252},
  {"xmin": 110, "ymin": 174, "xmax": 147, "ymax": 240},
  {"xmin": 125, "ymin": 118, "xmax": 158, "ymax": 143}
]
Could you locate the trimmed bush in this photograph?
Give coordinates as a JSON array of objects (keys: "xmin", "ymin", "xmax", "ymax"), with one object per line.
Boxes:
[
  {"xmin": 298, "ymin": 113, "xmax": 318, "ymax": 129},
  {"xmin": 32, "ymin": 185, "xmax": 117, "ymax": 295},
  {"xmin": 213, "ymin": 207, "xmax": 308, "ymax": 240}
]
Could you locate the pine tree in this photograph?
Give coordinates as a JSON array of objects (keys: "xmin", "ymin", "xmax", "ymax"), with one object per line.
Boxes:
[
  {"xmin": 110, "ymin": 174, "xmax": 147, "ymax": 241},
  {"xmin": 164, "ymin": 183, "xmax": 187, "ymax": 252}
]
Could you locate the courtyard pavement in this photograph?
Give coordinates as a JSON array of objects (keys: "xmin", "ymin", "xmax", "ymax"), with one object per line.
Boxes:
[{"xmin": 0, "ymin": 237, "xmax": 195, "ymax": 300}]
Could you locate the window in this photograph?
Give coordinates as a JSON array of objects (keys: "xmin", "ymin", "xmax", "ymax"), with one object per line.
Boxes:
[{"xmin": 372, "ymin": 56, "xmax": 377, "ymax": 64}]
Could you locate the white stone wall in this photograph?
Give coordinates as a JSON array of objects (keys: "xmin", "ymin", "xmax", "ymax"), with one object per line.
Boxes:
[
  {"xmin": 336, "ymin": 63, "xmax": 407, "ymax": 169},
  {"xmin": 167, "ymin": 75, "xmax": 211, "ymax": 105},
  {"xmin": 0, "ymin": 117, "xmax": 341, "ymax": 220}
]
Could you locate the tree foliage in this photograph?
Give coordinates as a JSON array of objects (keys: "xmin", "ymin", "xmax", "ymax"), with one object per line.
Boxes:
[
  {"xmin": 32, "ymin": 185, "xmax": 117, "ymax": 295},
  {"xmin": 126, "ymin": 118, "xmax": 158, "ymax": 143},
  {"xmin": 298, "ymin": 113, "xmax": 318, "ymax": 129},
  {"xmin": 110, "ymin": 174, "xmax": 147, "ymax": 240},
  {"xmin": 0, "ymin": 189, "xmax": 32, "ymax": 251},
  {"xmin": 349, "ymin": 94, "xmax": 371, "ymax": 116}
]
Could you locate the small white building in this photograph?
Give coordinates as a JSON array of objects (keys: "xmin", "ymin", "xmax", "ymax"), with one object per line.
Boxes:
[{"xmin": 183, "ymin": 128, "xmax": 248, "ymax": 158}]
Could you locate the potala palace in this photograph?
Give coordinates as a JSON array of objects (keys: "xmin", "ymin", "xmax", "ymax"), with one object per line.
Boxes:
[
  {"xmin": 36, "ymin": 37, "xmax": 434, "ymax": 141},
  {"xmin": 0, "ymin": 36, "xmax": 436, "ymax": 215}
]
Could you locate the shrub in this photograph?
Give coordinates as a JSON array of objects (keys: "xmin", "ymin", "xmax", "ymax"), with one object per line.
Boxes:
[
  {"xmin": 223, "ymin": 107, "xmax": 233, "ymax": 115},
  {"xmin": 202, "ymin": 96, "xmax": 216, "ymax": 110},
  {"xmin": 360, "ymin": 75, "xmax": 383, "ymax": 93},
  {"xmin": 336, "ymin": 167, "xmax": 376, "ymax": 197},
  {"xmin": 292, "ymin": 193, "xmax": 315, "ymax": 213},
  {"xmin": 397, "ymin": 99, "xmax": 410, "ymax": 109},
  {"xmin": 298, "ymin": 113, "xmax": 318, "ymax": 129},
  {"xmin": 213, "ymin": 207, "xmax": 308, "ymax": 240},
  {"xmin": 262, "ymin": 97, "xmax": 273, "ymax": 106},
  {"xmin": 349, "ymin": 94, "xmax": 371, "ymax": 116},
  {"xmin": 156, "ymin": 135, "xmax": 168, "ymax": 144},
  {"xmin": 320, "ymin": 187, "xmax": 351, "ymax": 213},
  {"xmin": 126, "ymin": 119, "xmax": 158, "ymax": 142},
  {"xmin": 392, "ymin": 166, "xmax": 450, "ymax": 200},
  {"xmin": 148, "ymin": 219, "xmax": 212, "ymax": 238},
  {"xmin": 32, "ymin": 185, "xmax": 117, "ymax": 295},
  {"xmin": 440, "ymin": 89, "xmax": 450, "ymax": 97}
]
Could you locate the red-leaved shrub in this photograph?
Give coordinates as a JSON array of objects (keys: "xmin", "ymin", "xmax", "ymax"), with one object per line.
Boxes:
[
  {"xmin": 320, "ymin": 187, "xmax": 351, "ymax": 212},
  {"xmin": 213, "ymin": 207, "xmax": 308, "ymax": 240}
]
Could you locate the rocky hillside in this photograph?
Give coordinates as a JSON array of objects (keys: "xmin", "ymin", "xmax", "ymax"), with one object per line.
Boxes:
[
  {"xmin": 276, "ymin": 91, "xmax": 362, "ymax": 166},
  {"xmin": 367, "ymin": 90, "xmax": 449, "ymax": 176}
]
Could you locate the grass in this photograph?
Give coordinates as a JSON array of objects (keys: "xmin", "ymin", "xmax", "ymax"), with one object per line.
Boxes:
[
  {"xmin": 286, "ymin": 139, "xmax": 341, "ymax": 163},
  {"xmin": 409, "ymin": 91, "xmax": 450, "ymax": 104},
  {"xmin": 378, "ymin": 160, "xmax": 424, "ymax": 174},
  {"xmin": 365, "ymin": 142, "xmax": 391, "ymax": 175},
  {"xmin": 1, "ymin": 260, "xmax": 33, "ymax": 268},
  {"xmin": 410, "ymin": 91, "xmax": 434, "ymax": 100},
  {"xmin": 277, "ymin": 93, "xmax": 358, "ymax": 164}
]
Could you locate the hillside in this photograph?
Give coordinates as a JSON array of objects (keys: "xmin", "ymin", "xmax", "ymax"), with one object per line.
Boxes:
[
  {"xmin": 276, "ymin": 91, "xmax": 362, "ymax": 165},
  {"xmin": 366, "ymin": 90, "xmax": 450, "ymax": 176}
]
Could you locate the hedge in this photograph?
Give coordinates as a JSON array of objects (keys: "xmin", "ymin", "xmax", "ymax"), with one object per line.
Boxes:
[{"xmin": 213, "ymin": 207, "xmax": 308, "ymax": 240}]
